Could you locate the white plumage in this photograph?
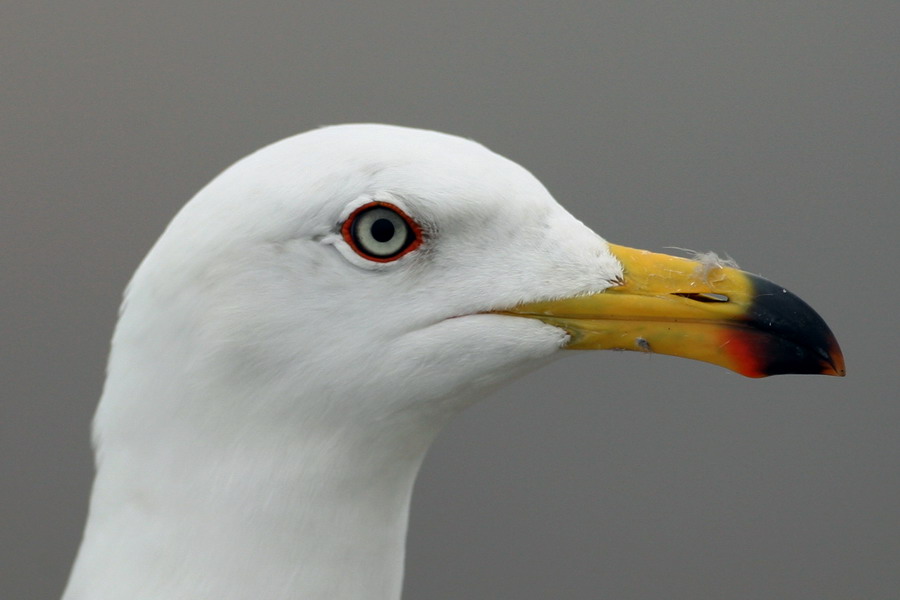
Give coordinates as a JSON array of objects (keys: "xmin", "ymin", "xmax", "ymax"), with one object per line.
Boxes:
[{"xmin": 64, "ymin": 124, "xmax": 623, "ymax": 599}]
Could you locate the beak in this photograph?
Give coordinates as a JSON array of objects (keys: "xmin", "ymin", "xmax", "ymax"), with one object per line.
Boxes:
[{"xmin": 502, "ymin": 244, "xmax": 845, "ymax": 378}]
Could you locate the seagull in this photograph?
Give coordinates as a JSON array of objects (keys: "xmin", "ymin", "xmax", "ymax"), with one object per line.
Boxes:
[{"xmin": 62, "ymin": 124, "xmax": 844, "ymax": 600}]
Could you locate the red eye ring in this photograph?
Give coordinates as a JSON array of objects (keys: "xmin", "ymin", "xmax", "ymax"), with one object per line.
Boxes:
[{"xmin": 341, "ymin": 201, "xmax": 424, "ymax": 262}]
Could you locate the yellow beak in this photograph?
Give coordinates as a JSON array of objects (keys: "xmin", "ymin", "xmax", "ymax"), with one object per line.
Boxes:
[{"xmin": 501, "ymin": 244, "xmax": 845, "ymax": 378}]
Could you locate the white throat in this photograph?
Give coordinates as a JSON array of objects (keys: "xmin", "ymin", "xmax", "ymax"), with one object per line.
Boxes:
[{"xmin": 65, "ymin": 416, "xmax": 449, "ymax": 600}]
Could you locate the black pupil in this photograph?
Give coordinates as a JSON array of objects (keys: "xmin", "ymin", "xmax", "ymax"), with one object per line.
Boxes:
[{"xmin": 371, "ymin": 218, "xmax": 396, "ymax": 243}]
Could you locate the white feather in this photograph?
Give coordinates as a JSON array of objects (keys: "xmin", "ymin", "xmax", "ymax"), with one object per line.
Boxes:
[{"xmin": 63, "ymin": 124, "xmax": 624, "ymax": 600}]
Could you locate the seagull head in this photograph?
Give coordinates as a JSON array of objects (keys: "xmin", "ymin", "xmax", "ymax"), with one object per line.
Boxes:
[
  {"xmin": 109, "ymin": 124, "xmax": 843, "ymax": 434},
  {"xmin": 72, "ymin": 124, "xmax": 843, "ymax": 600}
]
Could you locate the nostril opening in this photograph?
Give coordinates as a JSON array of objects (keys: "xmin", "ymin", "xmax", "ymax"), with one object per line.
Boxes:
[{"xmin": 673, "ymin": 292, "xmax": 730, "ymax": 303}]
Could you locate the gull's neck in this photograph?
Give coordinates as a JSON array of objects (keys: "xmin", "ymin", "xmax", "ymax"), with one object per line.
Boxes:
[{"xmin": 63, "ymin": 392, "xmax": 449, "ymax": 600}]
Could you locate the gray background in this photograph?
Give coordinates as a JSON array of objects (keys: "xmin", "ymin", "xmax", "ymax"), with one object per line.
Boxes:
[{"xmin": 2, "ymin": 2, "xmax": 898, "ymax": 599}]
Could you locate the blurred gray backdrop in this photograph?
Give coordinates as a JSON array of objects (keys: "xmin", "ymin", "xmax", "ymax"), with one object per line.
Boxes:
[{"xmin": 2, "ymin": 2, "xmax": 898, "ymax": 599}]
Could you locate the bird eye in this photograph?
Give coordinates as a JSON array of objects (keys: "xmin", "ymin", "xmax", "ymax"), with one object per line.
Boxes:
[{"xmin": 341, "ymin": 202, "xmax": 422, "ymax": 261}]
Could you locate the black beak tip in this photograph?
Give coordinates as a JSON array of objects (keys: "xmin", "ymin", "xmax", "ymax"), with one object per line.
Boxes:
[{"xmin": 744, "ymin": 274, "xmax": 845, "ymax": 377}]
